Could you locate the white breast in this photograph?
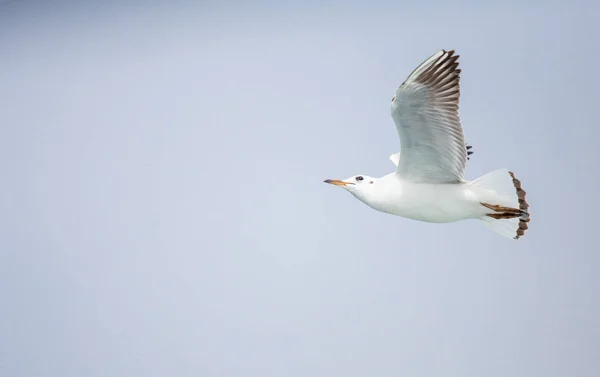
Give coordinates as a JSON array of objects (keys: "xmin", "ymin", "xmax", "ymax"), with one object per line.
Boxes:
[{"xmin": 357, "ymin": 174, "xmax": 483, "ymax": 223}]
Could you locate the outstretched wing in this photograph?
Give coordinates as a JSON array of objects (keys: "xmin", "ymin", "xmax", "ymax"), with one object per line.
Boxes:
[{"xmin": 390, "ymin": 49, "xmax": 467, "ymax": 183}]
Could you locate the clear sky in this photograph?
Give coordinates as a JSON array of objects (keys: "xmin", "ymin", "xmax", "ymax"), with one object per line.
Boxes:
[{"xmin": 1, "ymin": 1, "xmax": 599, "ymax": 376}]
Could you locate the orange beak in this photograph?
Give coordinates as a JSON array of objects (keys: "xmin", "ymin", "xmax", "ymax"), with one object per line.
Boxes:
[{"xmin": 324, "ymin": 179, "xmax": 353, "ymax": 186}]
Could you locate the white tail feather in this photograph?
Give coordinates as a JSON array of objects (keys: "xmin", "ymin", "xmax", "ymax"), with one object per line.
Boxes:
[
  {"xmin": 481, "ymin": 216, "xmax": 522, "ymax": 239},
  {"xmin": 470, "ymin": 169, "xmax": 530, "ymax": 239}
]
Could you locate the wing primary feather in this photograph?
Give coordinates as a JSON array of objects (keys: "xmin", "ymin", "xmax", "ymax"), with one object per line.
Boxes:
[{"xmin": 390, "ymin": 49, "xmax": 468, "ymax": 183}]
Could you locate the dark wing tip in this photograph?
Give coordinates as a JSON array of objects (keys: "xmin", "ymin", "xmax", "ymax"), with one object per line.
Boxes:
[
  {"xmin": 466, "ymin": 144, "xmax": 474, "ymax": 160},
  {"xmin": 414, "ymin": 50, "xmax": 462, "ymax": 102}
]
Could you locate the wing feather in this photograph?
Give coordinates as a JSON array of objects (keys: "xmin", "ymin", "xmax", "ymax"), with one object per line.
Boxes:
[{"xmin": 391, "ymin": 49, "xmax": 467, "ymax": 183}]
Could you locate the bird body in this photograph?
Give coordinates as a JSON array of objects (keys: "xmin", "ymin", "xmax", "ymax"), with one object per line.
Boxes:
[
  {"xmin": 325, "ymin": 49, "xmax": 530, "ymax": 239},
  {"xmin": 349, "ymin": 174, "xmax": 483, "ymax": 223}
]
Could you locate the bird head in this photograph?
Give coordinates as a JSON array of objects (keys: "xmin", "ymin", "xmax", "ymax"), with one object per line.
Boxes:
[{"xmin": 324, "ymin": 175, "xmax": 377, "ymax": 200}]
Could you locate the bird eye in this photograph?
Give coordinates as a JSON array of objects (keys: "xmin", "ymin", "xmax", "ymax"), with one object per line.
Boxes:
[{"xmin": 356, "ymin": 176, "xmax": 364, "ymax": 181}]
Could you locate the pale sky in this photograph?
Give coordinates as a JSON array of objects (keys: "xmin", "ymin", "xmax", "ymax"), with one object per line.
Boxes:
[{"xmin": 1, "ymin": 1, "xmax": 599, "ymax": 376}]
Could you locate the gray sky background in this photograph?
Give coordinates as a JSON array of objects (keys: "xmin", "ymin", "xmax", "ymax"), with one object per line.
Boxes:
[{"xmin": 1, "ymin": 1, "xmax": 599, "ymax": 376}]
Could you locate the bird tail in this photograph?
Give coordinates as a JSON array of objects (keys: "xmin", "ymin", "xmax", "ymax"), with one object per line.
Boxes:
[{"xmin": 469, "ymin": 169, "xmax": 530, "ymax": 239}]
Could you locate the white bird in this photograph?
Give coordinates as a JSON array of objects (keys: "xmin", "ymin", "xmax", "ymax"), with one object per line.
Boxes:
[{"xmin": 324, "ymin": 49, "xmax": 530, "ymax": 239}]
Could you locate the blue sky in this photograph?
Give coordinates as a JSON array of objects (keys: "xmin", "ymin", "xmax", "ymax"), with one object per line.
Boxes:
[{"xmin": 1, "ymin": 1, "xmax": 599, "ymax": 376}]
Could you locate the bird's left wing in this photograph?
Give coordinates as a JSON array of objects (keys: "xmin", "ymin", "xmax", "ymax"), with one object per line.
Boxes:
[{"xmin": 390, "ymin": 49, "xmax": 467, "ymax": 183}]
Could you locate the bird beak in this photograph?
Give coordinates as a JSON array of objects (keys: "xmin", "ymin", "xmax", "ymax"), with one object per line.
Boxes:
[{"xmin": 324, "ymin": 179, "xmax": 353, "ymax": 186}]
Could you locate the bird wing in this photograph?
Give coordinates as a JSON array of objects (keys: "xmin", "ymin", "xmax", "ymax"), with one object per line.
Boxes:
[{"xmin": 390, "ymin": 49, "xmax": 467, "ymax": 183}]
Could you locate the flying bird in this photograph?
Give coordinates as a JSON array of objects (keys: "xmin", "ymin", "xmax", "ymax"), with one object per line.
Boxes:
[{"xmin": 324, "ymin": 49, "xmax": 530, "ymax": 239}]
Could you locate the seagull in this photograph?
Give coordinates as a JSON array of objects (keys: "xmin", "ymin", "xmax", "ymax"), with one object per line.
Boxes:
[{"xmin": 324, "ymin": 49, "xmax": 530, "ymax": 239}]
